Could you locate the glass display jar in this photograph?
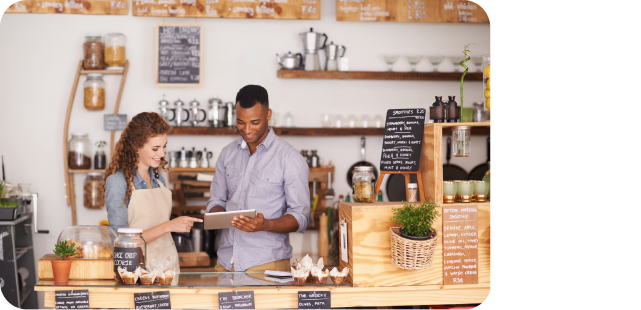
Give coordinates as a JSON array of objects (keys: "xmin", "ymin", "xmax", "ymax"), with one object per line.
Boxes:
[
  {"xmin": 57, "ymin": 225, "xmax": 118, "ymax": 259},
  {"xmin": 69, "ymin": 133, "xmax": 91, "ymax": 169},
  {"xmin": 452, "ymin": 126, "xmax": 471, "ymax": 157},
  {"xmin": 104, "ymin": 33, "xmax": 126, "ymax": 68},
  {"xmin": 352, "ymin": 166, "xmax": 375, "ymax": 203},
  {"xmin": 472, "ymin": 101, "xmax": 487, "ymax": 122},
  {"xmin": 84, "ymin": 73, "xmax": 105, "ymax": 110},
  {"xmin": 113, "ymin": 228, "xmax": 146, "ymax": 281},
  {"xmin": 482, "ymin": 54, "xmax": 490, "ymax": 110},
  {"xmin": 84, "ymin": 172, "xmax": 105, "ymax": 209},
  {"xmin": 83, "ymin": 34, "xmax": 104, "ymax": 70}
]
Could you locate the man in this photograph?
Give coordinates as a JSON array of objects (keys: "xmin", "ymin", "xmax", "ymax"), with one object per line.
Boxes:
[{"xmin": 206, "ymin": 84, "xmax": 310, "ymax": 272}]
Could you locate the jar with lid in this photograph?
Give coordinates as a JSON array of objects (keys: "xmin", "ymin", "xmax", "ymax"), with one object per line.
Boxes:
[
  {"xmin": 84, "ymin": 172, "xmax": 105, "ymax": 209},
  {"xmin": 113, "ymin": 228, "xmax": 146, "ymax": 281},
  {"xmin": 407, "ymin": 183, "xmax": 418, "ymax": 203},
  {"xmin": 352, "ymin": 166, "xmax": 375, "ymax": 203},
  {"xmin": 472, "ymin": 101, "xmax": 487, "ymax": 122},
  {"xmin": 452, "ymin": 126, "xmax": 471, "ymax": 157},
  {"xmin": 310, "ymin": 150, "xmax": 320, "ymax": 168},
  {"xmin": 83, "ymin": 34, "xmax": 104, "ymax": 70},
  {"xmin": 69, "ymin": 133, "xmax": 91, "ymax": 169},
  {"xmin": 84, "ymin": 73, "xmax": 105, "ymax": 110},
  {"xmin": 104, "ymin": 33, "xmax": 126, "ymax": 68}
]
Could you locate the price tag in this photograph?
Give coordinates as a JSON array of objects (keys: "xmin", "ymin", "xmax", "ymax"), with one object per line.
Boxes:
[
  {"xmin": 298, "ymin": 291, "xmax": 331, "ymax": 309},
  {"xmin": 54, "ymin": 290, "xmax": 89, "ymax": 309},
  {"xmin": 133, "ymin": 291, "xmax": 171, "ymax": 309},
  {"xmin": 104, "ymin": 114, "xmax": 127, "ymax": 130},
  {"xmin": 340, "ymin": 218, "xmax": 348, "ymax": 263},
  {"xmin": 218, "ymin": 291, "xmax": 255, "ymax": 309}
]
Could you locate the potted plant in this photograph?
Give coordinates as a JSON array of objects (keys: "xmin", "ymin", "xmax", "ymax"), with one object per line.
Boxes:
[
  {"xmin": 52, "ymin": 240, "xmax": 77, "ymax": 284},
  {"xmin": 94, "ymin": 141, "xmax": 107, "ymax": 169},
  {"xmin": 388, "ymin": 200, "xmax": 441, "ymax": 270}
]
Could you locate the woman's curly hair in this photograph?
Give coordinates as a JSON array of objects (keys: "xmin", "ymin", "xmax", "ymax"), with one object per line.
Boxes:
[{"xmin": 102, "ymin": 112, "xmax": 173, "ymax": 206}]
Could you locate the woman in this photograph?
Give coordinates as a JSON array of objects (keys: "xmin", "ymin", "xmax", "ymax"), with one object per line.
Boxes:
[{"xmin": 103, "ymin": 112, "xmax": 202, "ymax": 273}]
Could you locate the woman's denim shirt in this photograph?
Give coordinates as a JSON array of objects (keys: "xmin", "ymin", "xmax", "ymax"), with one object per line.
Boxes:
[{"xmin": 105, "ymin": 167, "xmax": 166, "ymax": 234}]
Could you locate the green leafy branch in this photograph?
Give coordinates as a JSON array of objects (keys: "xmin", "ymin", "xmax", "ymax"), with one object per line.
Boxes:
[
  {"xmin": 390, "ymin": 200, "xmax": 441, "ymax": 238},
  {"xmin": 95, "ymin": 141, "xmax": 107, "ymax": 149}
]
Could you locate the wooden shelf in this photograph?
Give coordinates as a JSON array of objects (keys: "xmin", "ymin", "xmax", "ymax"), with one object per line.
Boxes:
[
  {"xmin": 169, "ymin": 127, "xmax": 385, "ymax": 136},
  {"xmin": 167, "ymin": 167, "xmax": 216, "ymax": 172},
  {"xmin": 80, "ymin": 68, "xmax": 125, "ymax": 75},
  {"xmin": 277, "ymin": 69, "xmax": 483, "ymax": 81},
  {"xmin": 68, "ymin": 169, "xmax": 106, "ymax": 174}
]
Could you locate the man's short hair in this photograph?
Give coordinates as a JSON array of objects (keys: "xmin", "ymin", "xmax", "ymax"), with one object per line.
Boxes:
[{"xmin": 236, "ymin": 85, "xmax": 269, "ymax": 109}]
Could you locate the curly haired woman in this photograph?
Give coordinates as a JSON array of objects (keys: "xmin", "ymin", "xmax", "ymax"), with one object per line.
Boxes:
[{"xmin": 103, "ymin": 112, "xmax": 201, "ymax": 275}]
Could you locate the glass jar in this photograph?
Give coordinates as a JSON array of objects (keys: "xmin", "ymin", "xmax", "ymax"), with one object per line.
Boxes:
[
  {"xmin": 472, "ymin": 101, "xmax": 487, "ymax": 122},
  {"xmin": 69, "ymin": 133, "xmax": 91, "ymax": 169},
  {"xmin": 57, "ymin": 225, "xmax": 118, "ymax": 259},
  {"xmin": 113, "ymin": 228, "xmax": 146, "ymax": 281},
  {"xmin": 84, "ymin": 172, "xmax": 105, "ymax": 209},
  {"xmin": 84, "ymin": 73, "xmax": 105, "ymax": 110},
  {"xmin": 94, "ymin": 150, "xmax": 106, "ymax": 169},
  {"xmin": 310, "ymin": 150, "xmax": 320, "ymax": 168},
  {"xmin": 83, "ymin": 34, "xmax": 104, "ymax": 70},
  {"xmin": 407, "ymin": 183, "xmax": 418, "ymax": 203},
  {"xmin": 452, "ymin": 126, "xmax": 471, "ymax": 157},
  {"xmin": 352, "ymin": 166, "xmax": 375, "ymax": 203},
  {"xmin": 104, "ymin": 33, "xmax": 126, "ymax": 68},
  {"xmin": 482, "ymin": 54, "xmax": 490, "ymax": 110}
]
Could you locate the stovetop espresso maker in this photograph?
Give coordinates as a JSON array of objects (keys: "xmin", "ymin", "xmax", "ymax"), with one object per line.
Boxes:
[{"xmin": 299, "ymin": 27, "xmax": 327, "ymax": 71}]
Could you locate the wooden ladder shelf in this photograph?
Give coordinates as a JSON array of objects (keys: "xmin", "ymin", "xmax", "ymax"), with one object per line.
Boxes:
[{"xmin": 63, "ymin": 60, "xmax": 130, "ymax": 225}]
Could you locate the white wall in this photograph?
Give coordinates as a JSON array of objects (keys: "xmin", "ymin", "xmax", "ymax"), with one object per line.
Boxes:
[{"xmin": 0, "ymin": 2, "xmax": 488, "ymax": 307}]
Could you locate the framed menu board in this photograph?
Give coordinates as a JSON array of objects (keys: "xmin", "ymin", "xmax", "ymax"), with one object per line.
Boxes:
[
  {"xmin": 156, "ymin": 24, "xmax": 203, "ymax": 86},
  {"xmin": 336, "ymin": 0, "xmax": 488, "ymax": 23},
  {"xmin": 4, "ymin": 0, "xmax": 129, "ymax": 14},
  {"xmin": 133, "ymin": 0, "xmax": 320, "ymax": 19}
]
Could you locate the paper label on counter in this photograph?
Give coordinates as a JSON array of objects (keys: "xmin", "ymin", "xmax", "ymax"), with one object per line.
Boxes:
[{"xmin": 340, "ymin": 218, "xmax": 348, "ymax": 263}]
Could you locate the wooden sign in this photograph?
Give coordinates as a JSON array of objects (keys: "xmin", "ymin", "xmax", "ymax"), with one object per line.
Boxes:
[
  {"xmin": 54, "ymin": 290, "xmax": 90, "ymax": 309},
  {"xmin": 218, "ymin": 291, "xmax": 255, "ymax": 309},
  {"xmin": 156, "ymin": 24, "xmax": 202, "ymax": 86},
  {"xmin": 298, "ymin": 291, "xmax": 331, "ymax": 309},
  {"xmin": 134, "ymin": 291, "xmax": 171, "ymax": 309},
  {"xmin": 5, "ymin": 0, "xmax": 128, "ymax": 14},
  {"xmin": 133, "ymin": 0, "xmax": 320, "ymax": 19},
  {"xmin": 104, "ymin": 114, "xmax": 127, "ymax": 130},
  {"xmin": 442, "ymin": 205, "xmax": 478, "ymax": 285},
  {"xmin": 336, "ymin": 0, "xmax": 488, "ymax": 23}
]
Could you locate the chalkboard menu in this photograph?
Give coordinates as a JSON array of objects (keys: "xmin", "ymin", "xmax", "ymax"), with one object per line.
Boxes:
[
  {"xmin": 379, "ymin": 108, "xmax": 426, "ymax": 172},
  {"xmin": 113, "ymin": 247, "xmax": 140, "ymax": 272},
  {"xmin": 134, "ymin": 291, "xmax": 171, "ymax": 309},
  {"xmin": 133, "ymin": 0, "xmax": 320, "ymax": 19},
  {"xmin": 55, "ymin": 290, "xmax": 90, "ymax": 309},
  {"xmin": 336, "ymin": 0, "xmax": 489, "ymax": 23},
  {"xmin": 5, "ymin": 0, "xmax": 128, "ymax": 15},
  {"xmin": 218, "ymin": 291, "xmax": 255, "ymax": 309},
  {"xmin": 104, "ymin": 114, "xmax": 127, "ymax": 130},
  {"xmin": 298, "ymin": 291, "xmax": 331, "ymax": 309},
  {"xmin": 442, "ymin": 205, "xmax": 479, "ymax": 285},
  {"xmin": 156, "ymin": 24, "xmax": 202, "ymax": 86}
]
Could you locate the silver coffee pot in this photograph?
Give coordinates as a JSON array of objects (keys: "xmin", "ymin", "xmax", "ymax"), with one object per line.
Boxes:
[
  {"xmin": 189, "ymin": 99, "xmax": 207, "ymax": 127},
  {"xmin": 276, "ymin": 52, "xmax": 303, "ymax": 70},
  {"xmin": 299, "ymin": 27, "xmax": 327, "ymax": 71},
  {"xmin": 208, "ymin": 95, "xmax": 226, "ymax": 127},
  {"xmin": 224, "ymin": 102, "xmax": 236, "ymax": 127},
  {"xmin": 174, "ymin": 99, "xmax": 191, "ymax": 127},
  {"xmin": 325, "ymin": 42, "xmax": 346, "ymax": 71},
  {"xmin": 201, "ymin": 148, "xmax": 213, "ymax": 168},
  {"xmin": 179, "ymin": 147, "xmax": 188, "ymax": 168},
  {"xmin": 158, "ymin": 94, "xmax": 175, "ymax": 123}
]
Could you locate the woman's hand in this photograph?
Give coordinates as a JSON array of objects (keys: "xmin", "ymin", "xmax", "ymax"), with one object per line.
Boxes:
[{"xmin": 167, "ymin": 216, "xmax": 203, "ymax": 233}]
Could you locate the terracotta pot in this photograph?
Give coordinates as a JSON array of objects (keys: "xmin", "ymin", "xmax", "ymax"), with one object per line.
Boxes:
[{"xmin": 52, "ymin": 259, "xmax": 73, "ymax": 284}]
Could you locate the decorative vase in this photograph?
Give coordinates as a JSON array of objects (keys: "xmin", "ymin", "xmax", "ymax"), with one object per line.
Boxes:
[
  {"xmin": 482, "ymin": 161, "xmax": 490, "ymax": 199},
  {"xmin": 52, "ymin": 259, "xmax": 73, "ymax": 284}
]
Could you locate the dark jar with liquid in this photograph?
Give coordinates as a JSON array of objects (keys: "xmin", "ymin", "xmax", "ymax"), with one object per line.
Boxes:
[
  {"xmin": 447, "ymin": 96, "xmax": 460, "ymax": 123},
  {"xmin": 429, "ymin": 96, "xmax": 446, "ymax": 123},
  {"xmin": 94, "ymin": 150, "xmax": 106, "ymax": 169}
]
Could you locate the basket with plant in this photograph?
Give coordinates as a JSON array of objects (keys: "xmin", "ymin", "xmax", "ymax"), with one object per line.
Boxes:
[{"xmin": 389, "ymin": 200, "xmax": 441, "ymax": 270}]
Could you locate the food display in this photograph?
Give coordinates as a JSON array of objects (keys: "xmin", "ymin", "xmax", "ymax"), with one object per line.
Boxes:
[
  {"xmin": 68, "ymin": 133, "xmax": 91, "ymax": 169},
  {"xmin": 115, "ymin": 258, "xmax": 178, "ymax": 286},
  {"xmin": 84, "ymin": 73, "xmax": 105, "ymax": 110},
  {"xmin": 329, "ymin": 267, "xmax": 349, "ymax": 284},
  {"xmin": 57, "ymin": 225, "xmax": 117, "ymax": 259},
  {"xmin": 104, "ymin": 33, "xmax": 126, "ymax": 68},
  {"xmin": 113, "ymin": 228, "xmax": 147, "ymax": 281},
  {"xmin": 352, "ymin": 166, "xmax": 375, "ymax": 203},
  {"xmin": 83, "ymin": 35, "xmax": 104, "ymax": 70},
  {"xmin": 84, "ymin": 172, "xmax": 105, "ymax": 209}
]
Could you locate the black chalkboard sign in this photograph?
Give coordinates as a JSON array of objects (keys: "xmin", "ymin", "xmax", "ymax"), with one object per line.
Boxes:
[
  {"xmin": 379, "ymin": 108, "xmax": 426, "ymax": 172},
  {"xmin": 113, "ymin": 247, "xmax": 139, "ymax": 272},
  {"xmin": 54, "ymin": 290, "xmax": 90, "ymax": 309},
  {"xmin": 156, "ymin": 24, "xmax": 203, "ymax": 86},
  {"xmin": 134, "ymin": 291, "xmax": 171, "ymax": 309},
  {"xmin": 104, "ymin": 114, "xmax": 127, "ymax": 130},
  {"xmin": 218, "ymin": 291, "xmax": 255, "ymax": 309},
  {"xmin": 298, "ymin": 291, "xmax": 331, "ymax": 309}
]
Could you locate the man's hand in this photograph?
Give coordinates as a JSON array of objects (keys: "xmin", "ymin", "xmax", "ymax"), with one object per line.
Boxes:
[{"xmin": 232, "ymin": 213, "xmax": 269, "ymax": 233}]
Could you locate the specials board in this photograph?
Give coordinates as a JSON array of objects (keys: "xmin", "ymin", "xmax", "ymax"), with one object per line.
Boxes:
[
  {"xmin": 442, "ymin": 205, "xmax": 479, "ymax": 285},
  {"xmin": 379, "ymin": 108, "xmax": 426, "ymax": 172},
  {"xmin": 134, "ymin": 291, "xmax": 171, "ymax": 309},
  {"xmin": 54, "ymin": 290, "xmax": 90, "ymax": 309},
  {"xmin": 5, "ymin": 0, "xmax": 128, "ymax": 14},
  {"xmin": 218, "ymin": 291, "xmax": 255, "ymax": 309},
  {"xmin": 336, "ymin": 0, "xmax": 488, "ymax": 23},
  {"xmin": 298, "ymin": 291, "xmax": 331, "ymax": 309},
  {"xmin": 156, "ymin": 24, "xmax": 202, "ymax": 86},
  {"xmin": 133, "ymin": 0, "xmax": 320, "ymax": 19}
]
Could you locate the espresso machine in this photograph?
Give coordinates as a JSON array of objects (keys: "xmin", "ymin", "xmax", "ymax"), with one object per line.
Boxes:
[
  {"xmin": 299, "ymin": 28, "xmax": 327, "ymax": 71},
  {"xmin": 325, "ymin": 41, "xmax": 346, "ymax": 71}
]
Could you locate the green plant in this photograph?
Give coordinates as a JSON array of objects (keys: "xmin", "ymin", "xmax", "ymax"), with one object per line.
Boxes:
[
  {"xmin": 390, "ymin": 200, "xmax": 441, "ymax": 238},
  {"xmin": 53, "ymin": 241, "xmax": 77, "ymax": 260},
  {"xmin": 95, "ymin": 141, "xmax": 107, "ymax": 149},
  {"xmin": 0, "ymin": 182, "xmax": 4, "ymax": 196}
]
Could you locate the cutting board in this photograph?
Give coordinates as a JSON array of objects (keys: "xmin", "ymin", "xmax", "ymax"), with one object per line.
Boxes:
[
  {"xmin": 38, "ymin": 254, "xmax": 114, "ymax": 280},
  {"xmin": 178, "ymin": 252, "xmax": 209, "ymax": 267}
]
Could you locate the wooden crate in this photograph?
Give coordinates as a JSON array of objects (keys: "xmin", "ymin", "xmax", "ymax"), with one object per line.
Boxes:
[
  {"xmin": 38, "ymin": 254, "xmax": 114, "ymax": 280},
  {"xmin": 338, "ymin": 202, "xmax": 490, "ymax": 287}
]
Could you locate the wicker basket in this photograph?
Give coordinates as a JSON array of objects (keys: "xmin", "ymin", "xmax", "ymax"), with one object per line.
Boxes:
[{"xmin": 389, "ymin": 227, "xmax": 438, "ymax": 270}]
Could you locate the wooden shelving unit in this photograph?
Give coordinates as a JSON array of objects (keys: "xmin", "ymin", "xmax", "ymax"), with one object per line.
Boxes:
[
  {"xmin": 277, "ymin": 69, "xmax": 483, "ymax": 81},
  {"xmin": 63, "ymin": 60, "xmax": 129, "ymax": 225},
  {"xmin": 169, "ymin": 126, "xmax": 489, "ymax": 136}
]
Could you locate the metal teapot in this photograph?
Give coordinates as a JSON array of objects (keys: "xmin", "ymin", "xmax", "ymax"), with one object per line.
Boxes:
[{"xmin": 276, "ymin": 52, "xmax": 303, "ymax": 70}]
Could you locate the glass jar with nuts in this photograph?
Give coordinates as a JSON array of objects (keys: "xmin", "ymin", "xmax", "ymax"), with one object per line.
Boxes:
[
  {"xmin": 84, "ymin": 73, "xmax": 105, "ymax": 110},
  {"xmin": 83, "ymin": 34, "xmax": 104, "ymax": 70},
  {"xmin": 104, "ymin": 33, "xmax": 126, "ymax": 68},
  {"xmin": 84, "ymin": 173, "xmax": 105, "ymax": 209}
]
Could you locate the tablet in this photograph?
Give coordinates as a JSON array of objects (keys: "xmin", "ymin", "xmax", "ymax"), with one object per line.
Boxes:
[{"xmin": 204, "ymin": 209, "xmax": 257, "ymax": 230}]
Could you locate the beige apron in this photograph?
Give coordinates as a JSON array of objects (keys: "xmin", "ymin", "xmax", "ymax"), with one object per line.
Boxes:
[{"xmin": 127, "ymin": 180, "xmax": 180, "ymax": 274}]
